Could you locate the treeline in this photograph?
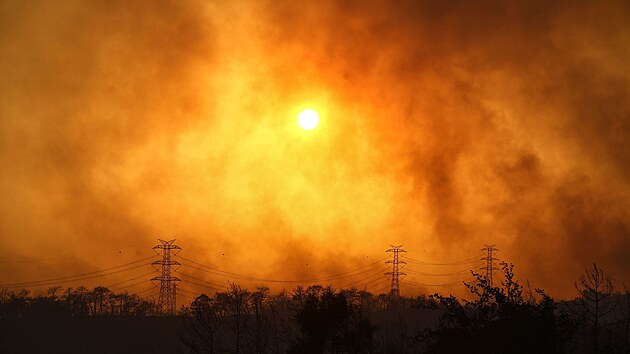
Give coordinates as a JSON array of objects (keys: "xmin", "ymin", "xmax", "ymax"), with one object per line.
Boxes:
[
  {"xmin": 1, "ymin": 263, "xmax": 629, "ymax": 353},
  {"xmin": 181, "ymin": 263, "xmax": 630, "ymax": 354},
  {"xmin": 0, "ymin": 286, "xmax": 159, "ymax": 319},
  {"xmin": 181, "ymin": 284, "xmax": 411, "ymax": 353}
]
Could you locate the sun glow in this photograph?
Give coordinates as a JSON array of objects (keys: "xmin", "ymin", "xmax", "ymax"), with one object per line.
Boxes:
[{"xmin": 298, "ymin": 109, "xmax": 319, "ymax": 130}]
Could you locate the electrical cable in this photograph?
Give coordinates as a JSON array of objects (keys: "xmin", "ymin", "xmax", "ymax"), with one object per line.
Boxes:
[
  {"xmin": 403, "ymin": 256, "xmax": 482, "ymax": 266},
  {"xmin": 176, "ymin": 255, "xmax": 389, "ymax": 283},
  {"xmin": 110, "ymin": 279, "xmax": 152, "ymax": 293},
  {"xmin": 0, "ymin": 258, "xmax": 155, "ymax": 288},
  {"xmin": 335, "ymin": 267, "xmax": 389, "ymax": 289},
  {"xmin": 106, "ymin": 271, "xmax": 155, "ymax": 289},
  {"xmin": 178, "ymin": 272, "xmax": 226, "ymax": 289},
  {"xmin": 403, "ymin": 268, "xmax": 476, "ymax": 276},
  {"xmin": 0, "ymin": 241, "xmax": 153, "ymax": 264},
  {"xmin": 401, "ymin": 278, "xmax": 476, "ymax": 287}
]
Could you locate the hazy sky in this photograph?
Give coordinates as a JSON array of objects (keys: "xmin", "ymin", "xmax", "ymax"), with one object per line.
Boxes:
[{"xmin": 1, "ymin": 0, "xmax": 629, "ymax": 299}]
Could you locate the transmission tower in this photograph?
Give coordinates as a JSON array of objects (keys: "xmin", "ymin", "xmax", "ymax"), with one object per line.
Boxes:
[
  {"xmin": 481, "ymin": 244, "xmax": 499, "ymax": 286},
  {"xmin": 151, "ymin": 239, "xmax": 181, "ymax": 315},
  {"xmin": 385, "ymin": 245, "xmax": 406, "ymax": 297}
]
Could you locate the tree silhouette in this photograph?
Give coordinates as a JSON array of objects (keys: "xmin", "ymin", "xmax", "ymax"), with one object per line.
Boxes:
[
  {"xmin": 251, "ymin": 286, "xmax": 270, "ymax": 354},
  {"xmin": 289, "ymin": 285, "xmax": 375, "ymax": 354},
  {"xmin": 182, "ymin": 293, "xmax": 221, "ymax": 353},
  {"xmin": 575, "ymin": 263, "xmax": 615, "ymax": 353},
  {"xmin": 622, "ymin": 285, "xmax": 630, "ymax": 353},
  {"xmin": 268, "ymin": 290, "xmax": 293, "ymax": 353},
  {"xmin": 0, "ymin": 286, "xmax": 158, "ymax": 319},
  {"xmin": 216, "ymin": 282, "xmax": 250, "ymax": 353},
  {"xmin": 420, "ymin": 262, "xmax": 569, "ymax": 353},
  {"xmin": 5, "ymin": 261, "xmax": 630, "ymax": 353}
]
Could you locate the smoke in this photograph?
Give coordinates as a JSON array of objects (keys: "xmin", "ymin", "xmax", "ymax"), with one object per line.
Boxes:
[{"xmin": 0, "ymin": 0, "xmax": 628, "ymax": 298}]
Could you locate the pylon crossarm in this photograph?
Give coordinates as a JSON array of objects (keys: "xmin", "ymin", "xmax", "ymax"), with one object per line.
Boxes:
[
  {"xmin": 152, "ymin": 238, "xmax": 181, "ymax": 315},
  {"xmin": 152, "ymin": 260, "xmax": 180, "ymax": 266},
  {"xmin": 385, "ymin": 244, "xmax": 406, "ymax": 297}
]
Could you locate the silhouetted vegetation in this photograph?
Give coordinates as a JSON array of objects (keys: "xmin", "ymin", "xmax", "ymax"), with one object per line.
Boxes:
[
  {"xmin": 0, "ymin": 286, "xmax": 159, "ymax": 320},
  {"xmin": 417, "ymin": 262, "xmax": 575, "ymax": 353},
  {"xmin": 0, "ymin": 286, "xmax": 176, "ymax": 353},
  {"xmin": 181, "ymin": 262, "xmax": 630, "ymax": 353},
  {"xmin": 574, "ymin": 263, "xmax": 616, "ymax": 353},
  {"xmin": 2, "ymin": 262, "xmax": 630, "ymax": 353}
]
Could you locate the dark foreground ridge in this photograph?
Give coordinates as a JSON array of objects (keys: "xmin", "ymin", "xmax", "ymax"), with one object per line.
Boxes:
[
  {"xmin": 1, "ymin": 262, "xmax": 629, "ymax": 353},
  {"xmin": 0, "ymin": 316, "xmax": 181, "ymax": 354}
]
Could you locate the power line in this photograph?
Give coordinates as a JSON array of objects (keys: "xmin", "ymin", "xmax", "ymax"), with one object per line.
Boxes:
[
  {"xmin": 0, "ymin": 257, "xmax": 155, "ymax": 288},
  {"xmin": 347, "ymin": 272, "xmax": 389, "ymax": 289},
  {"xmin": 0, "ymin": 255, "xmax": 155, "ymax": 286},
  {"xmin": 401, "ymin": 278, "xmax": 475, "ymax": 287},
  {"xmin": 373, "ymin": 284, "xmax": 391, "ymax": 294},
  {"xmin": 176, "ymin": 255, "xmax": 389, "ymax": 283},
  {"xmin": 359, "ymin": 275, "xmax": 391, "ymax": 291},
  {"xmin": 313, "ymin": 264, "xmax": 391, "ymax": 284},
  {"xmin": 110, "ymin": 279, "xmax": 152, "ymax": 293},
  {"xmin": 336, "ymin": 267, "xmax": 389, "ymax": 289},
  {"xmin": 177, "ymin": 255, "xmax": 389, "ymax": 282},
  {"xmin": 135, "ymin": 287, "xmax": 159, "ymax": 297},
  {"xmin": 180, "ymin": 279, "xmax": 222, "ymax": 293},
  {"xmin": 403, "ymin": 268, "xmax": 476, "ymax": 277},
  {"xmin": 176, "ymin": 292, "xmax": 194, "ymax": 301},
  {"xmin": 178, "ymin": 287, "xmax": 200, "ymax": 298},
  {"xmin": 178, "ymin": 272, "xmax": 225, "ymax": 290},
  {"xmin": 1, "ymin": 242, "xmax": 501, "ymax": 299},
  {"xmin": 403, "ymin": 255, "xmax": 481, "ymax": 266},
  {"xmin": 106, "ymin": 271, "xmax": 155, "ymax": 289},
  {"xmin": 399, "ymin": 246, "xmax": 493, "ymax": 292},
  {"xmin": 0, "ymin": 241, "xmax": 153, "ymax": 264},
  {"xmin": 1, "ymin": 264, "xmax": 151, "ymax": 289}
]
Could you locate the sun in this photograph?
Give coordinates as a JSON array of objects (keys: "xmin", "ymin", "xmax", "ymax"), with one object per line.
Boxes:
[{"xmin": 298, "ymin": 109, "xmax": 319, "ymax": 130}]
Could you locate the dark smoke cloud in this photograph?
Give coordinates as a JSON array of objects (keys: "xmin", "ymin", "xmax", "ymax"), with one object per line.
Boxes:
[
  {"xmin": 0, "ymin": 0, "xmax": 628, "ymax": 299},
  {"xmin": 0, "ymin": 0, "xmax": 214, "ymax": 283},
  {"xmin": 261, "ymin": 0, "xmax": 630, "ymax": 296}
]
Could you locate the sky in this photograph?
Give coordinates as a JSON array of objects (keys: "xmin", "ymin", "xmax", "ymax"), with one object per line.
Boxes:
[{"xmin": 0, "ymin": 0, "xmax": 629, "ymax": 300}]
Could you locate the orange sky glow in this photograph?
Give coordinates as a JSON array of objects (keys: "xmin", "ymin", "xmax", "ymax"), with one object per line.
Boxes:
[{"xmin": 1, "ymin": 0, "xmax": 629, "ymax": 300}]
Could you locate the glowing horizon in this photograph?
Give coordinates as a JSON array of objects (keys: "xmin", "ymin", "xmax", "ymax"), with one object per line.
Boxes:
[{"xmin": 0, "ymin": 0, "xmax": 628, "ymax": 300}]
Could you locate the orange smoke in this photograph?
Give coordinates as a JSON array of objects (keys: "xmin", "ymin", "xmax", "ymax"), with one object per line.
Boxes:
[{"xmin": 0, "ymin": 0, "xmax": 629, "ymax": 299}]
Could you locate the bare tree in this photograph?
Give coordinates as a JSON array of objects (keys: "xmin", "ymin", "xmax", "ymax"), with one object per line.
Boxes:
[
  {"xmin": 91, "ymin": 286, "xmax": 110, "ymax": 315},
  {"xmin": 182, "ymin": 294, "xmax": 222, "ymax": 353},
  {"xmin": 47, "ymin": 286, "xmax": 61, "ymax": 301},
  {"xmin": 216, "ymin": 282, "xmax": 250, "ymax": 353},
  {"xmin": 616, "ymin": 284, "xmax": 630, "ymax": 354},
  {"xmin": 251, "ymin": 286, "xmax": 269, "ymax": 354},
  {"xmin": 575, "ymin": 263, "xmax": 615, "ymax": 353},
  {"xmin": 268, "ymin": 290, "xmax": 291, "ymax": 353}
]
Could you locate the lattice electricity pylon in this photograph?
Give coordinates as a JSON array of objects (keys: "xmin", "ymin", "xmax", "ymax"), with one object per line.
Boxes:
[
  {"xmin": 481, "ymin": 244, "xmax": 499, "ymax": 286},
  {"xmin": 151, "ymin": 239, "xmax": 181, "ymax": 315},
  {"xmin": 385, "ymin": 245, "xmax": 407, "ymax": 297}
]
